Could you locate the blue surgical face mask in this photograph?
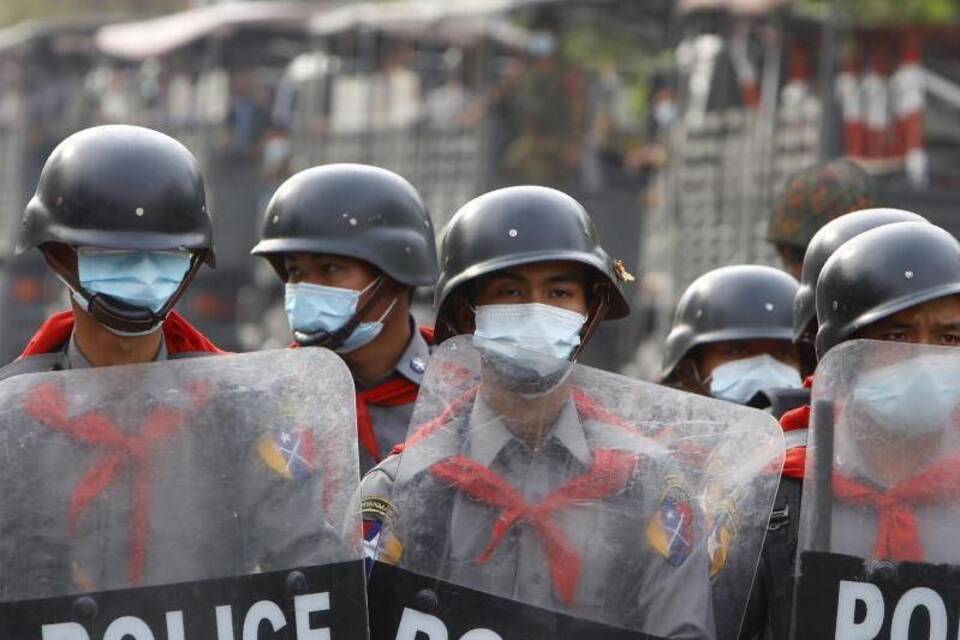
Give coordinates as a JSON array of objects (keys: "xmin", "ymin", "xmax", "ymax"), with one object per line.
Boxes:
[
  {"xmin": 284, "ymin": 280, "xmax": 392, "ymax": 354},
  {"xmin": 77, "ymin": 249, "xmax": 191, "ymax": 314},
  {"xmin": 851, "ymin": 354, "xmax": 960, "ymax": 436},
  {"xmin": 709, "ymin": 354, "xmax": 802, "ymax": 405}
]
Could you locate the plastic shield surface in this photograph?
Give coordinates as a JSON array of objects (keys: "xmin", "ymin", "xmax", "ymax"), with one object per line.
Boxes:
[
  {"xmin": 0, "ymin": 349, "xmax": 365, "ymax": 639},
  {"xmin": 794, "ymin": 340, "xmax": 960, "ymax": 639},
  {"xmin": 365, "ymin": 336, "xmax": 784, "ymax": 640}
]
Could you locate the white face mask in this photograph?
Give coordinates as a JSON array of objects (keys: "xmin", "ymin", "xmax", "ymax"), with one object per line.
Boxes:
[
  {"xmin": 473, "ymin": 303, "xmax": 587, "ymax": 361},
  {"xmin": 472, "ymin": 303, "xmax": 587, "ymax": 394},
  {"xmin": 851, "ymin": 354, "xmax": 960, "ymax": 436},
  {"xmin": 709, "ymin": 354, "xmax": 802, "ymax": 405}
]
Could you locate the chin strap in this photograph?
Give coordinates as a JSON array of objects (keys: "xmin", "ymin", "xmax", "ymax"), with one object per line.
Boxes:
[
  {"xmin": 569, "ymin": 284, "xmax": 610, "ymax": 362},
  {"xmin": 44, "ymin": 248, "xmax": 207, "ymax": 337},
  {"xmin": 293, "ymin": 277, "xmax": 403, "ymax": 349}
]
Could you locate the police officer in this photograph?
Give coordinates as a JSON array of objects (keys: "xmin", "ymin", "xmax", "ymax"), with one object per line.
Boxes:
[
  {"xmin": 0, "ymin": 125, "xmax": 221, "ymax": 383},
  {"xmin": 742, "ymin": 210, "xmax": 931, "ymax": 640},
  {"xmin": 812, "ymin": 220, "xmax": 960, "ymax": 564},
  {"xmin": 251, "ymin": 164, "xmax": 438, "ymax": 473},
  {"xmin": 660, "ymin": 265, "xmax": 802, "ymax": 410},
  {"xmin": 816, "ymin": 220, "xmax": 960, "ymax": 359},
  {"xmin": 767, "ymin": 159, "xmax": 874, "ymax": 280},
  {"xmin": 0, "ymin": 126, "xmax": 346, "ymax": 600},
  {"xmin": 363, "ymin": 186, "xmax": 718, "ymax": 638},
  {"xmin": 792, "ymin": 208, "xmax": 928, "ymax": 377}
]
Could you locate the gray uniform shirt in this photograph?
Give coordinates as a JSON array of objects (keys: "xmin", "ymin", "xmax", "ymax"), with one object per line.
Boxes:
[
  {"xmin": 362, "ymin": 393, "xmax": 717, "ymax": 639},
  {"xmin": 356, "ymin": 317, "xmax": 430, "ymax": 474},
  {"xmin": 0, "ymin": 332, "xmax": 345, "ymax": 600}
]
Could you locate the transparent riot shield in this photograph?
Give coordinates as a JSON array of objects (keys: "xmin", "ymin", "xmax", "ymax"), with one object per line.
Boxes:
[
  {"xmin": 366, "ymin": 336, "xmax": 784, "ymax": 640},
  {"xmin": 0, "ymin": 348, "xmax": 366, "ymax": 639},
  {"xmin": 793, "ymin": 340, "xmax": 960, "ymax": 639}
]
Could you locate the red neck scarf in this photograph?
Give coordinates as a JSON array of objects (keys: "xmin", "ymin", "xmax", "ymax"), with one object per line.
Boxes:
[
  {"xmin": 356, "ymin": 379, "xmax": 420, "ymax": 462},
  {"xmin": 780, "ymin": 375, "xmax": 814, "ymax": 480},
  {"xmin": 22, "ymin": 381, "xmax": 210, "ymax": 585},
  {"xmin": 429, "ymin": 449, "xmax": 637, "ymax": 605},
  {"xmin": 392, "ymin": 386, "xmax": 648, "ymax": 458},
  {"xmin": 18, "ymin": 310, "xmax": 224, "ymax": 359},
  {"xmin": 833, "ymin": 453, "xmax": 960, "ymax": 562},
  {"xmin": 353, "ymin": 326, "xmax": 433, "ymax": 463}
]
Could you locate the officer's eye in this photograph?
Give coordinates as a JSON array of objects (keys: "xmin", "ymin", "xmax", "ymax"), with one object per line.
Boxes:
[
  {"xmin": 879, "ymin": 330, "xmax": 910, "ymax": 342},
  {"xmin": 549, "ymin": 288, "xmax": 574, "ymax": 299},
  {"xmin": 941, "ymin": 334, "xmax": 960, "ymax": 346},
  {"xmin": 286, "ymin": 265, "xmax": 302, "ymax": 280},
  {"xmin": 726, "ymin": 345, "xmax": 750, "ymax": 358},
  {"xmin": 320, "ymin": 263, "xmax": 343, "ymax": 275},
  {"xmin": 498, "ymin": 287, "xmax": 523, "ymax": 297}
]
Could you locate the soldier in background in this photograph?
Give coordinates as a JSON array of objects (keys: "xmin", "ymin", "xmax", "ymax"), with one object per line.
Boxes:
[{"xmin": 766, "ymin": 159, "xmax": 874, "ymax": 280}]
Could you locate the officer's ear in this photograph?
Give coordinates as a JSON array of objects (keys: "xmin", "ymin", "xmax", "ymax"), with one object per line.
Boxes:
[
  {"xmin": 675, "ymin": 355, "xmax": 709, "ymax": 396},
  {"xmin": 40, "ymin": 242, "xmax": 78, "ymax": 281},
  {"xmin": 453, "ymin": 292, "xmax": 476, "ymax": 336}
]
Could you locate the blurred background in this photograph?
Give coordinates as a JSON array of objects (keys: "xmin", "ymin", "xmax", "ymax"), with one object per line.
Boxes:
[{"xmin": 0, "ymin": 0, "xmax": 957, "ymax": 378}]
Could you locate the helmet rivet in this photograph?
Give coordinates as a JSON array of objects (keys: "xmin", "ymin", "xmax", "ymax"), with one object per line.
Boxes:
[
  {"xmin": 695, "ymin": 309, "xmax": 703, "ymax": 318},
  {"xmin": 508, "ymin": 229, "xmax": 518, "ymax": 238},
  {"xmin": 272, "ymin": 215, "xmax": 279, "ymax": 223},
  {"xmin": 349, "ymin": 218, "xmax": 358, "ymax": 226},
  {"xmin": 905, "ymin": 270, "xmax": 914, "ymax": 279},
  {"xmin": 832, "ymin": 300, "xmax": 839, "ymax": 310},
  {"xmin": 56, "ymin": 196, "xmax": 63, "ymax": 206},
  {"xmin": 764, "ymin": 302, "xmax": 774, "ymax": 311},
  {"xmin": 135, "ymin": 207, "xmax": 144, "ymax": 217},
  {"xmin": 405, "ymin": 246, "xmax": 412, "ymax": 254}
]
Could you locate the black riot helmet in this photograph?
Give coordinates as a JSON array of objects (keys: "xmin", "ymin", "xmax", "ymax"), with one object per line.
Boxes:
[
  {"xmin": 794, "ymin": 208, "xmax": 927, "ymax": 343},
  {"xmin": 816, "ymin": 221, "xmax": 960, "ymax": 358},
  {"xmin": 20, "ymin": 124, "xmax": 214, "ymax": 335},
  {"xmin": 251, "ymin": 164, "xmax": 437, "ymax": 348},
  {"xmin": 660, "ymin": 265, "xmax": 798, "ymax": 382},
  {"xmin": 434, "ymin": 186, "xmax": 631, "ymax": 345},
  {"xmin": 252, "ymin": 164, "xmax": 437, "ymax": 285}
]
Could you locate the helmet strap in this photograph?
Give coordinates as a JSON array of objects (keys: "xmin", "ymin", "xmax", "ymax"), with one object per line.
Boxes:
[
  {"xmin": 677, "ymin": 358, "xmax": 711, "ymax": 396},
  {"xmin": 570, "ymin": 284, "xmax": 610, "ymax": 361}
]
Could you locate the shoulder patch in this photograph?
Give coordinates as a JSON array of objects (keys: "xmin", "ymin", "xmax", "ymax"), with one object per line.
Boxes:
[
  {"xmin": 361, "ymin": 495, "xmax": 399, "ymax": 526},
  {"xmin": 361, "ymin": 496, "xmax": 403, "ymax": 565},
  {"xmin": 646, "ymin": 475, "xmax": 694, "ymax": 566},
  {"xmin": 707, "ymin": 499, "xmax": 741, "ymax": 577},
  {"xmin": 257, "ymin": 426, "xmax": 316, "ymax": 480}
]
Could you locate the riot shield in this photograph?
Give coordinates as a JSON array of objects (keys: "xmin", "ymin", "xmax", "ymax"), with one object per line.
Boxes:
[
  {"xmin": 366, "ymin": 336, "xmax": 784, "ymax": 640},
  {"xmin": 793, "ymin": 340, "xmax": 960, "ymax": 639},
  {"xmin": 0, "ymin": 348, "xmax": 366, "ymax": 639}
]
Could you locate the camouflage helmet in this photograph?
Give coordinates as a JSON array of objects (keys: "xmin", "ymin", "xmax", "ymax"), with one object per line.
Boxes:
[{"xmin": 767, "ymin": 159, "xmax": 874, "ymax": 250}]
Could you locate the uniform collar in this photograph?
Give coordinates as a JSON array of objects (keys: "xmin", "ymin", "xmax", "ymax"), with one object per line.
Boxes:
[
  {"xmin": 395, "ymin": 317, "xmax": 431, "ymax": 385},
  {"xmin": 467, "ymin": 395, "xmax": 592, "ymax": 467},
  {"xmin": 65, "ymin": 332, "xmax": 170, "ymax": 370},
  {"xmin": 357, "ymin": 316, "xmax": 430, "ymax": 390}
]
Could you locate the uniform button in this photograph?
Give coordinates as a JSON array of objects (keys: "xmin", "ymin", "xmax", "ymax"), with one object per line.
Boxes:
[{"xmin": 410, "ymin": 357, "xmax": 426, "ymax": 373}]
